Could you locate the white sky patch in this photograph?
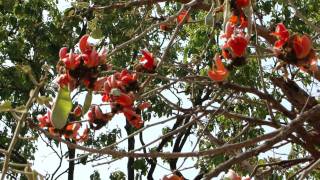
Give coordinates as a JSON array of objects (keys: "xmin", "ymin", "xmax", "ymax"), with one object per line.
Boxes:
[{"xmin": 57, "ymin": 0, "xmax": 73, "ymax": 12}]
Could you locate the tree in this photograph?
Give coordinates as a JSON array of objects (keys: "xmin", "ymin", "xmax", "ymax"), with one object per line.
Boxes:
[{"xmin": 0, "ymin": 0, "xmax": 320, "ymax": 179}]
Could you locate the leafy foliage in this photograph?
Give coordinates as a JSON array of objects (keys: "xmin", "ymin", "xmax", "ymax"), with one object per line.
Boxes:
[{"xmin": 1, "ymin": 0, "xmax": 320, "ymax": 179}]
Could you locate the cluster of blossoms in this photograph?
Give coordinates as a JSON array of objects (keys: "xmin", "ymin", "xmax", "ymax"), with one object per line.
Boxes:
[
  {"xmin": 57, "ymin": 35, "xmax": 107, "ymax": 90},
  {"xmin": 224, "ymin": 169, "xmax": 251, "ymax": 180},
  {"xmin": 87, "ymin": 49, "xmax": 155, "ymax": 129},
  {"xmin": 271, "ymin": 23, "xmax": 318, "ymax": 72},
  {"xmin": 37, "ymin": 35, "xmax": 156, "ymax": 142},
  {"xmin": 208, "ymin": 0, "xmax": 250, "ymax": 82},
  {"xmin": 37, "ymin": 106, "xmax": 88, "ymax": 142},
  {"xmin": 92, "ymin": 69, "xmax": 143, "ymax": 129},
  {"xmin": 37, "ymin": 35, "xmax": 107, "ymax": 141}
]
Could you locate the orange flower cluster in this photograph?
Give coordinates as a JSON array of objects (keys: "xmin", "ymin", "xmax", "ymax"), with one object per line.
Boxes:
[
  {"xmin": 208, "ymin": 0, "xmax": 250, "ymax": 82},
  {"xmin": 91, "ymin": 49, "xmax": 154, "ymax": 129},
  {"xmin": 208, "ymin": 54, "xmax": 229, "ymax": 82},
  {"xmin": 99, "ymin": 69, "xmax": 148, "ymax": 129},
  {"xmin": 221, "ymin": 0, "xmax": 250, "ymax": 60},
  {"xmin": 37, "ymin": 35, "xmax": 155, "ymax": 143},
  {"xmin": 37, "ymin": 108, "xmax": 88, "ymax": 142},
  {"xmin": 271, "ymin": 23, "xmax": 318, "ymax": 72},
  {"xmin": 57, "ymin": 35, "xmax": 107, "ymax": 90}
]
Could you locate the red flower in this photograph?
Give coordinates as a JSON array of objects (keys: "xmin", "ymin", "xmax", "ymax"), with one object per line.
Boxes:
[
  {"xmin": 129, "ymin": 115, "xmax": 143, "ymax": 129},
  {"xmin": 208, "ymin": 55, "xmax": 229, "ymax": 82},
  {"xmin": 120, "ymin": 70, "xmax": 137, "ymax": 85},
  {"xmin": 274, "ymin": 39, "xmax": 287, "ymax": 49},
  {"xmin": 82, "ymin": 79, "xmax": 91, "ymax": 89},
  {"xmin": 61, "ymin": 52, "xmax": 80, "ymax": 70},
  {"xmin": 78, "ymin": 126, "xmax": 89, "ymax": 142},
  {"xmin": 138, "ymin": 102, "xmax": 151, "ymax": 110},
  {"xmin": 229, "ymin": 15, "xmax": 238, "ymax": 25},
  {"xmin": 299, "ymin": 50, "xmax": 318, "ymax": 72},
  {"xmin": 98, "ymin": 48, "xmax": 107, "ymax": 64},
  {"xmin": 106, "ymin": 74, "xmax": 119, "ymax": 90},
  {"xmin": 59, "ymin": 47, "xmax": 68, "ymax": 59},
  {"xmin": 160, "ymin": 23, "xmax": 170, "ymax": 31},
  {"xmin": 93, "ymin": 77, "xmax": 108, "ymax": 91},
  {"xmin": 221, "ymin": 22, "xmax": 235, "ymax": 39},
  {"xmin": 88, "ymin": 105, "xmax": 110, "ymax": 122},
  {"xmin": 271, "ymin": 23, "xmax": 289, "ymax": 49},
  {"xmin": 177, "ymin": 10, "xmax": 189, "ymax": 24},
  {"xmin": 94, "ymin": 105, "xmax": 104, "ymax": 120},
  {"xmin": 227, "ymin": 34, "xmax": 248, "ymax": 57},
  {"xmin": 236, "ymin": 0, "xmax": 250, "ymax": 8},
  {"xmin": 88, "ymin": 111, "xmax": 94, "ymax": 123},
  {"xmin": 229, "ymin": 13, "xmax": 247, "ymax": 29},
  {"xmin": 88, "ymin": 49, "xmax": 100, "ymax": 67},
  {"xmin": 79, "ymin": 34, "xmax": 91, "ymax": 54},
  {"xmin": 114, "ymin": 92, "xmax": 134, "ymax": 107},
  {"xmin": 102, "ymin": 93, "xmax": 109, "ymax": 102},
  {"xmin": 57, "ymin": 73, "xmax": 72, "ymax": 88},
  {"xmin": 162, "ymin": 174, "xmax": 184, "ymax": 180},
  {"xmin": 79, "ymin": 52, "xmax": 99, "ymax": 68},
  {"xmin": 222, "ymin": 43, "xmax": 232, "ymax": 59},
  {"xmin": 37, "ymin": 110, "xmax": 52, "ymax": 128},
  {"xmin": 87, "ymin": 105, "xmax": 111, "ymax": 130},
  {"xmin": 224, "ymin": 169, "xmax": 241, "ymax": 180},
  {"xmin": 239, "ymin": 12, "xmax": 248, "ymax": 28},
  {"xmin": 48, "ymin": 127, "xmax": 59, "ymax": 137},
  {"xmin": 308, "ymin": 51, "xmax": 318, "ymax": 72},
  {"xmin": 293, "ymin": 34, "xmax": 312, "ymax": 59},
  {"xmin": 64, "ymin": 122, "xmax": 80, "ymax": 139},
  {"xmin": 122, "ymin": 107, "xmax": 143, "ymax": 129},
  {"xmin": 73, "ymin": 105, "xmax": 82, "ymax": 117},
  {"xmin": 140, "ymin": 50, "xmax": 157, "ymax": 71}
]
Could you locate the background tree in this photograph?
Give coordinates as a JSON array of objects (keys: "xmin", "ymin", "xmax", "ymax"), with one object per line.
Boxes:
[{"xmin": 0, "ymin": 0, "xmax": 320, "ymax": 180}]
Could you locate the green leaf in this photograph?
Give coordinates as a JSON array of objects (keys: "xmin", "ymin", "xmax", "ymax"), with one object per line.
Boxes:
[
  {"xmin": 205, "ymin": 13, "xmax": 214, "ymax": 27},
  {"xmin": 36, "ymin": 96, "xmax": 52, "ymax": 105},
  {"xmin": 17, "ymin": 65, "xmax": 32, "ymax": 74},
  {"xmin": 91, "ymin": 28, "xmax": 103, "ymax": 39},
  {"xmin": 79, "ymin": 154, "xmax": 88, "ymax": 165},
  {"xmin": 200, "ymin": 67, "xmax": 209, "ymax": 76},
  {"xmin": 133, "ymin": 159, "xmax": 147, "ymax": 175},
  {"xmin": 90, "ymin": 171, "xmax": 101, "ymax": 180},
  {"xmin": 110, "ymin": 170, "xmax": 125, "ymax": 180},
  {"xmin": 51, "ymin": 87, "xmax": 72, "ymax": 129},
  {"xmin": 82, "ymin": 90, "xmax": 92, "ymax": 115},
  {"xmin": 73, "ymin": 2, "xmax": 89, "ymax": 9},
  {"xmin": 88, "ymin": 18, "xmax": 98, "ymax": 32},
  {"xmin": 88, "ymin": 18, "xmax": 103, "ymax": 39},
  {"xmin": 0, "ymin": 101, "xmax": 12, "ymax": 112}
]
